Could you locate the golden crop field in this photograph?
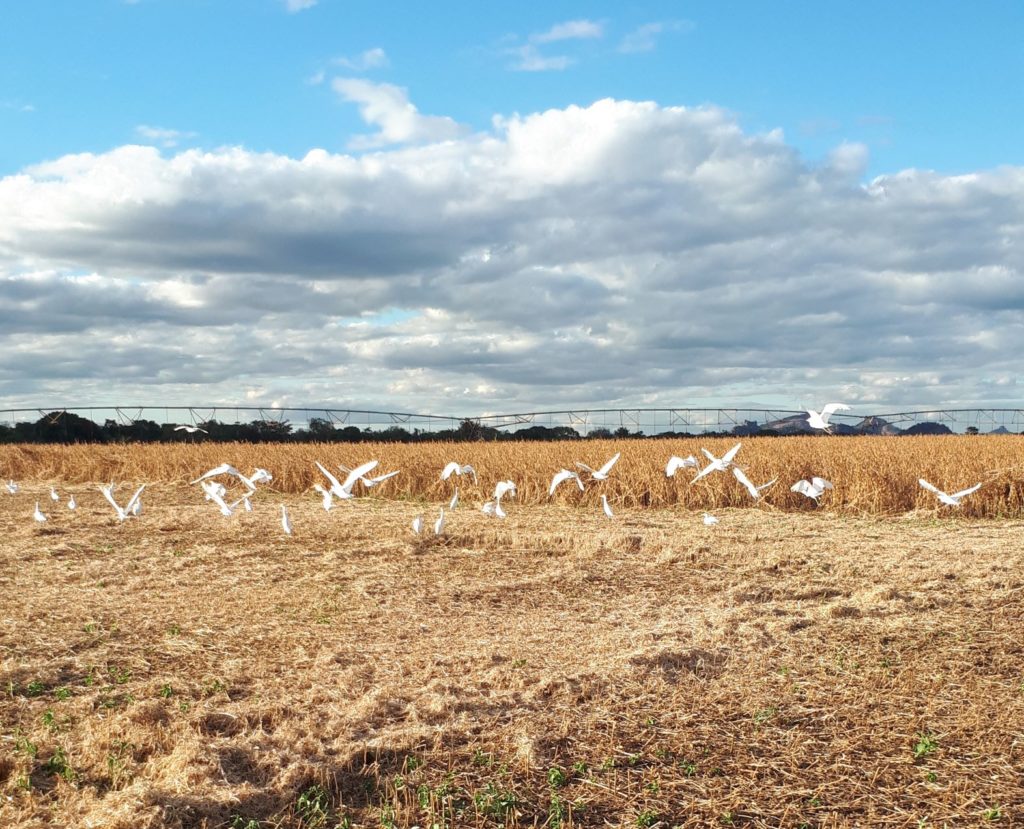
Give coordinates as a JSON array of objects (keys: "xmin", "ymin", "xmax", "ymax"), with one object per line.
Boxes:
[
  {"xmin": 1, "ymin": 439, "xmax": 1023, "ymax": 828},
  {"xmin": 1, "ymin": 435, "xmax": 1023, "ymax": 516}
]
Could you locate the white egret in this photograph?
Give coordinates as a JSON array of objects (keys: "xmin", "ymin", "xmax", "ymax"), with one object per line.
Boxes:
[
  {"xmin": 791, "ymin": 477, "xmax": 834, "ymax": 501},
  {"xmin": 49, "ymin": 487, "xmax": 59, "ymax": 502},
  {"xmin": 601, "ymin": 495, "xmax": 614, "ymax": 519},
  {"xmin": 449, "ymin": 487, "xmax": 459, "ymax": 510},
  {"xmin": 243, "ymin": 496, "xmax": 253, "ymax": 512},
  {"xmin": 33, "ymin": 502, "xmax": 47, "ymax": 523},
  {"xmin": 493, "ymin": 480, "xmax": 517, "ymax": 501},
  {"xmin": 434, "ymin": 508, "xmax": 445, "ymax": 535},
  {"xmin": 174, "ymin": 425, "xmax": 207, "ymax": 434},
  {"xmin": 5, "ymin": 480, "xmax": 17, "ymax": 494},
  {"xmin": 666, "ymin": 455, "xmax": 698, "ymax": 477},
  {"xmin": 549, "ymin": 469, "xmax": 584, "ymax": 496},
  {"xmin": 703, "ymin": 513, "xmax": 719, "ymax": 526},
  {"xmin": 191, "ymin": 463, "xmax": 263, "ymax": 493},
  {"xmin": 918, "ymin": 478, "xmax": 982, "ymax": 507},
  {"xmin": 482, "ymin": 500, "xmax": 506, "ymax": 518},
  {"xmin": 412, "ymin": 515, "xmax": 423, "ymax": 534},
  {"xmin": 806, "ymin": 403, "xmax": 851, "ymax": 431},
  {"xmin": 99, "ymin": 483, "xmax": 146, "ymax": 522},
  {"xmin": 691, "ymin": 443, "xmax": 742, "ymax": 483},
  {"xmin": 733, "ymin": 468, "xmax": 777, "ymax": 500},
  {"xmin": 315, "ymin": 459, "xmax": 379, "ymax": 500},
  {"xmin": 67, "ymin": 495, "xmax": 77, "ymax": 510},
  {"xmin": 576, "ymin": 452, "xmax": 621, "ymax": 481},
  {"xmin": 199, "ymin": 480, "xmax": 235, "ymax": 516},
  {"xmin": 281, "ymin": 505, "xmax": 292, "ymax": 535},
  {"xmin": 131, "ymin": 497, "xmax": 142, "ymax": 517},
  {"xmin": 441, "ymin": 462, "xmax": 477, "ymax": 484},
  {"xmin": 312, "ymin": 483, "xmax": 334, "ymax": 511}
]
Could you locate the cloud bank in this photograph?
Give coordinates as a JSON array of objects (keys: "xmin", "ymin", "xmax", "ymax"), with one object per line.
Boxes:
[{"xmin": 1, "ymin": 97, "xmax": 1022, "ymax": 413}]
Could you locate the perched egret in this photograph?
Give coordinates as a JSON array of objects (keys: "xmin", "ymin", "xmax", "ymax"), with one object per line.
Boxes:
[
  {"xmin": 49, "ymin": 487, "xmax": 60, "ymax": 502},
  {"xmin": 33, "ymin": 502, "xmax": 47, "ymax": 523},
  {"xmin": 791, "ymin": 477, "xmax": 834, "ymax": 501},
  {"xmin": 441, "ymin": 462, "xmax": 478, "ymax": 484},
  {"xmin": 549, "ymin": 469, "xmax": 584, "ymax": 496},
  {"xmin": 703, "ymin": 513, "xmax": 719, "ymax": 526},
  {"xmin": 5, "ymin": 480, "xmax": 17, "ymax": 494},
  {"xmin": 691, "ymin": 443, "xmax": 742, "ymax": 484},
  {"xmin": 449, "ymin": 487, "xmax": 459, "ymax": 510},
  {"xmin": 281, "ymin": 505, "xmax": 293, "ymax": 535},
  {"xmin": 601, "ymin": 494, "xmax": 614, "ymax": 519},
  {"xmin": 576, "ymin": 452, "xmax": 621, "ymax": 481},
  {"xmin": 918, "ymin": 478, "xmax": 982, "ymax": 507},
  {"xmin": 806, "ymin": 403, "xmax": 851, "ymax": 431},
  {"xmin": 733, "ymin": 468, "xmax": 777, "ymax": 500},
  {"xmin": 67, "ymin": 495, "xmax": 77, "ymax": 510},
  {"xmin": 434, "ymin": 508, "xmax": 445, "ymax": 535},
  {"xmin": 312, "ymin": 483, "xmax": 334, "ymax": 511},
  {"xmin": 412, "ymin": 515, "xmax": 424, "ymax": 534},
  {"xmin": 666, "ymin": 455, "xmax": 698, "ymax": 477}
]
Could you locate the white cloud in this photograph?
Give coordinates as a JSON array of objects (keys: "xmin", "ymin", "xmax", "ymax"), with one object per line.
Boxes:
[
  {"xmin": 333, "ymin": 47, "xmax": 389, "ymax": 71},
  {"xmin": 531, "ymin": 19, "xmax": 604, "ymax": 44},
  {"xmin": 1, "ymin": 98, "xmax": 1023, "ymax": 413},
  {"xmin": 507, "ymin": 44, "xmax": 573, "ymax": 72},
  {"xmin": 618, "ymin": 20, "xmax": 692, "ymax": 54},
  {"xmin": 283, "ymin": 0, "xmax": 316, "ymax": 12},
  {"xmin": 331, "ymin": 78, "xmax": 466, "ymax": 148},
  {"xmin": 134, "ymin": 124, "xmax": 197, "ymax": 148}
]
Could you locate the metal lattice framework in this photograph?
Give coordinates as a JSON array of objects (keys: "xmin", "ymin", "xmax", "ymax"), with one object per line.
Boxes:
[{"xmin": 1, "ymin": 406, "xmax": 1023, "ymax": 435}]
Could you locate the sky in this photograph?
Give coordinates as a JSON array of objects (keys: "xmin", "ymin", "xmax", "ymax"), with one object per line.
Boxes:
[{"xmin": 1, "ymin": 0, "xmax": 1023, "ymax": 417}]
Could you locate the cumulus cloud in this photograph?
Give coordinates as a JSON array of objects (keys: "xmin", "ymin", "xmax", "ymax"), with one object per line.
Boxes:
[
  {"xmin": 331, "ymin": 78, "xmax": 466, "ymax": 148},
  {"xmin": 1, "ymin": 98, "xmax": 1022, "ymax": 413}
]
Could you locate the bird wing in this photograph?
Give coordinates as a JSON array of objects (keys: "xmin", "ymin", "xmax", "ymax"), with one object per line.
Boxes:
[
  {"xmin": 494, "ymin": 480, "xmax": 516, "ymax": 500},
  {"xmin": 549, "ymin": 469, "xmax": 575, "ymax": 495},
  {"xmin": 722, "ymin": 443, "xmax": 742, "ymax": 464},
  {"xmin": 951, "ymin": 482, "xmax": 982, "ymax": 499},
  {"xmin": 315, "ymin": 461, "xmax": 344, "ymax": 494},
  {"xmin": 99, "ymin": 485, "xmax": 125, "ymax": 518},
  {"xmin": 201, "ymin": 481, "xmax": 232, "ymax": 513},
  {"xmin": 810, "ymin": 477, "xmax": 833, "ymax": 490},
  {"xmin": 791, "ymin": 480, "xmax": 815, "ymax": 498},
  {"xmin": 124, "ymin": 485, "xmax": 146, "ymax": 514},
  {"xmin": 821, "ymin": 403, "xmax": 851, "ymax": 417},
  {"xmin": 366, "ymin": 470, "xmax": 400, "ymax": 485},
  {"xmin": 174, "ymin": 425, "xmax": 187, "ymax": 432},
  {"xmin": 574, "ymin": 462, "xmax": 596, "ymax": 474},
  {"xmin": 756, "ymin": 477, "xmax": 778, "ymax": 492},
  {"xmin": 700, "ymin": 448, "xmax": 718, "ymax": 463},
  {"xmin": 918, "ymin": 478, "xmax": 944, "ymax": 497},
  {"xmin": 597, "ymin": 452, "xmax": 621, "ymax": 477},
  {"xmin": 732, "ymin": 467, "xmax": 759, "ymax": 499},
  {"xmin": 341, "ymin": 460, "xmax": 379, "ymax": 493},
  {"xmin": 463, "ymin": 464, "xmax": 478, "ymax": 484},
  {"xmin": 190, "ymin": 463, "xmax": 235, "ymax": 484},
  {"xmin": 440, "ymin": 462, "xmax": 459, "ymax": 481},
  {"xmin": 601, "ymin": 495, "xmax": 614, "ymax": 518}
]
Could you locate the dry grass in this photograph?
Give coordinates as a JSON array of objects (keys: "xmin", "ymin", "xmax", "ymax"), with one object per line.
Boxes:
[
  {"xmin": 1, "ymin": 459, "xmax": 1023, "ymax": 828},
  {"xmin": 2, "ymin": 435, "xmax": 1024, "ymax": 517}
]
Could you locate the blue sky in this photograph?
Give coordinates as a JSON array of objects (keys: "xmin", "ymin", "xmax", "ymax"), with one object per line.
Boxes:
[
  {"xmin": 1, "ymin": 1, "xmax": 1023, "ymax": 415},
  {"xmin": 3, "ymin": 1, "xmax": 1022, "ymax": 177}
]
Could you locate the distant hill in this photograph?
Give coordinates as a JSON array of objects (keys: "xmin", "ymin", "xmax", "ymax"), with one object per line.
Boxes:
[{"xmin": 903, "ymin": 421, "xmax": 954, "ymax": 435}]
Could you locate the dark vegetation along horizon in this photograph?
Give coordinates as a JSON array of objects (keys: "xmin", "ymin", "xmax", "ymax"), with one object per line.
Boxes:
[{"xmin": 0, "ymin": 410, "xmax": 1007, "ymax": 445}]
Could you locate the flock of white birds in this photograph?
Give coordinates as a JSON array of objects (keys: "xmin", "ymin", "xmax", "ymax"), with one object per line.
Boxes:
[{"xmin": 4, "ymin": 405, "xmax": 985, "ymax": 536}]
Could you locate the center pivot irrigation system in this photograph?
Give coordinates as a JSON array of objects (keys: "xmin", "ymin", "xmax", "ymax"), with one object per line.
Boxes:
[{"xmin": 2, "ymin": 406, "xmax": 1024, "ymax": 436}]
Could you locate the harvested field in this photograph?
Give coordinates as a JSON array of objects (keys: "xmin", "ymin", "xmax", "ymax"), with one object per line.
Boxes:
[
  {"xmin": 2, "ymin": 435, "xmax": 1024, "ymax": 516},
  {"xmin": 1, "ymin": 459, "xmax": 1023, "ymax": 827}
]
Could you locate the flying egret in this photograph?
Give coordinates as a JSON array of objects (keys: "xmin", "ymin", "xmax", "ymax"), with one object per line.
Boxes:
[
  {"xmin": 576, "ymin": 452, "xmax": 621, "ymax": 481},
  {"xmin": 449, "ymin": 487, "xmax": 459, "ymax": 510},
  {"xmin": 703, "ymin": 513, "xmax": 719, "ymax": 526},
  {"xmin": 5, "ymin": 480, "xmax": 17, "ymax": 494},
  {"xmin": 434, "ymin": 508, "xmax": 445, "ymax": 535},
  {"xmin": 174, "ymin": 425, "xmax": 207, "ymax": 434},
  {"xmin": 281, "ymin": 505, "xmax": 292, "ymax": 535},
  {"xmin": 441, "ymin": 462, "xmax": 477, "ymax": 484},
  {"xmin": 549, "ymin": 469, "xmax": 584, "ymax": 496},
  {"xmin": 199, "ymin": 480, "xmax": 236, "ymax": 516},
  {"xmin": 412, "ymin": 515, "xmax": 423, "ymax": 534},
  {"xmin": 312, "ymin": 483, "xmax": 334, "ymax": 511},
  {"xmin": 806, "ymin": 403, "xmax": 851, "ymax": 431},
  {"xmin": 99, "ymin": 483, "xmax": 146, "ymax": 522},
  {"xmin": 691, "ymin": 443, "xmax": 742, "ymax": 484},
  {"xmin": 493, "ymin": 480, "xmax": 517, "ymax": 501},
  {"xmin": 791, "ymin": 477, "xmax": 834, "ymax": 501},
  {"xmin": 249, "ymin": 468, "xmax": 273, "ymax": 485},
  {"xmin": 191, "ymin": 463, "xmax": 262, "ymax": 493},
  {"xmin": 67, "ymin": 495, "xmax": 77, "ymax": 510},
  {"xmin": 918, "ymin": 478, "xmax": 982, "ymax": 507},
  {"xmin": 733, "ymin": 468, "xmax": 777, "ymax": 500},
  {"xmin": 601, "ymin": 495, "xmax": 614, "ymax": 519},
  {"xmin": 49, "ymin": 487, "xmax": 59, "ymax": 502},
  {"xmin": 315, "ymin": 459, "xmax": 379, "ymax": 500},
  {"xmin": 33, "ymin": 502, "xmax": 47, "ymax": 523},
  {"xmin": 666, "ymin": 455, "xmax": 698, "ymax": 477}
]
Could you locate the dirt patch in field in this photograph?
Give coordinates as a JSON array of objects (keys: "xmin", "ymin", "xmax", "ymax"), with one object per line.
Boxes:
[{"xmin": 1, "ymin": 483, "xmax": 1023, "ymax": 827}]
